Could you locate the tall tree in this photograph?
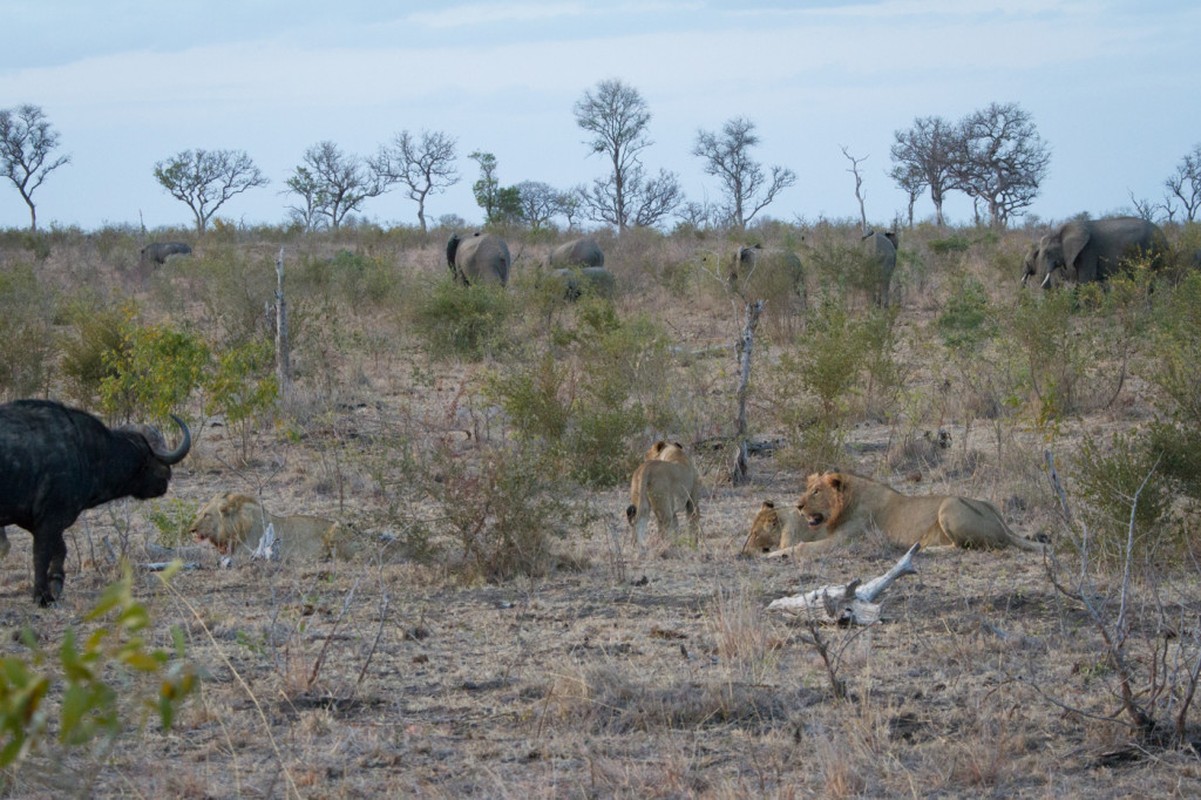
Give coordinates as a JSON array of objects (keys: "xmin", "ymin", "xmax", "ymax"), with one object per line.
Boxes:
[
  {"xmin": 888, "ymin": 116, "xmax": 958, "ymax": 227},
  {"xmin": 0, "ymin": 104, "xmax": 70, "ymax": 232},
  {"xmin": 372, "ymin": 130, "xmax": 458, "ymax": 233},
  {"xmin": 469, "ymin": 151, "xmax": 521, "ymax": 226},
  {"xmin": 952, "ymin": 102, "xmax": 1050, "ymax": 228},
  {"xmin": 1165, "ymin": 144, "xmax": 1201, "ymax": 222},
  {"xmin": 692, "ymin": 117, "xmax": 795, "ymax": 230},
  {"xmin": 573, "ymin": 78, "xmax": 681, "ymax": 232},
  {"xmin": 286, "ymin": 141, "xmax": 383, "ymax": 230},
  {"xmin": 153, "ymin": 149, "xmax": 268, "ymax": 233}
]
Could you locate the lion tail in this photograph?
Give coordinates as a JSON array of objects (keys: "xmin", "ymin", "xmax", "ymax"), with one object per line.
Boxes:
[{"xmin": 626, "ymin": 504, "xmax": 637, "ymax": 524}]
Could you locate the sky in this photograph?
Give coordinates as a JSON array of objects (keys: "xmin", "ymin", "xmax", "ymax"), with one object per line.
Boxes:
[{"xmin": 0, "ymin": 0, "xmax": 1198, "ymax": 232}]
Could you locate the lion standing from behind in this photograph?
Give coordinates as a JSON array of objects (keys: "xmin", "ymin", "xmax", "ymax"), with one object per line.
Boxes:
[
  {"xmin": 767, "ymin": 472, "xmax": 1047, "ymax": 559},
  {"xmin": 741, "ymin": 500, "xmax": 830, "ymax": 555},
  {"xmin": 190, "ymin": 492, "xmax": 358, "ymax": 561},
  {"xmin": 627, "ymin": 441, "xmax": 702, "ymax": 547}
]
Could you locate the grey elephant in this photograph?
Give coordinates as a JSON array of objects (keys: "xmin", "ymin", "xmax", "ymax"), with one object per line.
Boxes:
[
  {"xmin": 862, "ymin": 230, "xmax": 898, "ymax": 308},
  {"xmin": 728, "ymin": 244, "xmax": 806, "ymax": 308},
  {"xmin": 140, "ymin": 241, "xmax": 192, "ymax": 266},
  {"xmin": 1022, "ymin": 216, "xmax": 1167, "ymax": 289},
  {"xmin": 545, "ymin": 266, "xmax": 616, "ymax": 301},
  {"xmin": 446, "ymin": 232, "xmax": 511, "ymax": 287},
  {"xmin": 548, "ymin": 237, "xmax": 604, "ymax": 269}
]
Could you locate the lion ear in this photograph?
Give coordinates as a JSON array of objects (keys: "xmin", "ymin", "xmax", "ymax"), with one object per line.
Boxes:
[
  {"xmin": 760, "ymin": 501, "xmax": 775, "ymax": 510},
  {"xmin": 673, "ymin": 441, "xmax": 685, "ymax": 450},
  {"xmin": 827, "ymin": 474, "xmax": 844, "ymax": 491},
  {"xmin": 652, "ymin": 440, "xmax": 667, "ymax": 454}
]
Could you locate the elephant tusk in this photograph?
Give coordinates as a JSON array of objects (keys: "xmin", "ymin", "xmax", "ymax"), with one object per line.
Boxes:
[{"xmin": 1041, "ymin": 272, "xmax": 1053, "ymax": 289}]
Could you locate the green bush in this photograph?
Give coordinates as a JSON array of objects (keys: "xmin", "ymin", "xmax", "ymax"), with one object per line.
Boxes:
[
  {"xmin": 410, "ymin": 279, "xmax": 513, "ymax": 361},
  {"xmin": 99, "ymin": 314, "xmax": 210, "ymax": 424},
  {"xmin": 486, "ymin": 298, "xmax": 675, "ymax": 486},
  {"xmin": 202, "ymin": 337, "xmax": 279, "ymax": 461},
  {"xmin": 937, "ymin": 276, "xmax": 996, "ymax": 352},
  {"xmin": 0, "ymin": 567, "xmax": 197, "ymax": 780}
]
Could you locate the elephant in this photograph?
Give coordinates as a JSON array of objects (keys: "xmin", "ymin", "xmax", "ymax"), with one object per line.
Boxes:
[
  {"xmin": 862, "ymin": 230, "xmax": 898, "ymax": 308},
  {"xmin": 140, "ymin": 241, "xmax": 192, "ymax": 266},
  {"xmin": 548, "ymin": 237, "xmax": 604, "ymax": 269},
  {"xmin": 728, "ymin": 244, "xmax": 806, "ymax": 308},
  {"xmin": 446, "ymin": 232, "xmax": 510, "ymax": 287},
  {"xmin": 545, "ymin": 266, "xmax": 616, "ymax": 301},
  {"xmin": 1021, "ymin": 216, "xmax": 1168, "ymax": 289}
]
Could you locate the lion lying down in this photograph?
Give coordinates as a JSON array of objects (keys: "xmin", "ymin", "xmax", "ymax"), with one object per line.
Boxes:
[
  {"xmin": 190, "ymin": 492, "xmax": 357, "ymax": 561},
  {"xmin": 627, "ymin": 441, "xmax": 702, "ymax": 547},
  {"xmin": 762, "ymin": 471, "xmax": 1047, "ymax": 559}
]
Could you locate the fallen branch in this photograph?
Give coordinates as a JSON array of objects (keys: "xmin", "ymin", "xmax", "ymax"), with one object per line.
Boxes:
[{"xmin": 768, "ymin": 543, "xmax": 920, "ymax": 625}]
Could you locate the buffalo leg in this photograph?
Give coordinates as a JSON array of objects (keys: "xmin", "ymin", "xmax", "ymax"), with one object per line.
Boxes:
[{"xmin": 32, "ymin": 525, "xmax": 67, "ymax": 606}]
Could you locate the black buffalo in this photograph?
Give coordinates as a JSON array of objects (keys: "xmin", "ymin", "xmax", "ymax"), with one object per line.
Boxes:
[{"xmin": 0, "ymin": 400, "xmax": 191, "ymax": 605}]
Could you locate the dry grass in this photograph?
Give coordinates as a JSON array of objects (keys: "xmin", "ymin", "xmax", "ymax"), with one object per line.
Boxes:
[{"xmin": 0, "ymin": 223, "xmax": 1198, "ymax": 796}]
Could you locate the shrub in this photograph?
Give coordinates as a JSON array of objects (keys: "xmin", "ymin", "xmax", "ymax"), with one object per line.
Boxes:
[
  {"xmin": 410, "ymin": 278, "xmax": 513, "ymax": 361},
  {"xmin": 99, "ymin": 313, "xmax": 210, "ymax": 424},
  {"xmin": 202, "ymin": 337, "xmax": 279, "ymax": 461},
  {"xmin": 1069, "ymin": 431, "xmax": 1175, "ymax": 565},
  {"xmin": 0, "ymin": 262, "xmax": 58, "ymax": 399},
  {"xmin": 60, "ymin": 302, "xmax": 126, "ymax": 407},
  {"xmin": 486, "ymin": 298, "xmax": 675, "ymax": 486},
  {"xmin": 0, "ymin": 567, "xmax": 197, "ymax": 783}
]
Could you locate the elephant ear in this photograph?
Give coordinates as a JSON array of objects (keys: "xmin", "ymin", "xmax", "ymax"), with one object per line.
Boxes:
[{"xmin": 1061, "ymin": 225, "xmax": 1091, "ymax": 276}]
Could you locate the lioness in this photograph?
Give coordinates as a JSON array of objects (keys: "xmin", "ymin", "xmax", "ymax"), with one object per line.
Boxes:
[
  {"xmin": 740, "ymin": 500, "xmax": 830, "ymax": 556},
  {"xmin": 627, "ymin": 441, "xmax": 702, "ymax": 546},
  {"xmin": 190, "ymin": 492, "xmax": 357, "ymax": 561},
  {"xmin": 766, "ymin": 471, "xmax": 1047, "ymax": 559}
]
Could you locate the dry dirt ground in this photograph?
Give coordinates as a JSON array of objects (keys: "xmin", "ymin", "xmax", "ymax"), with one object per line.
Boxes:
[{"xmin": 1, "ymin": 234, "xmax": 1200, "ymax": 798}]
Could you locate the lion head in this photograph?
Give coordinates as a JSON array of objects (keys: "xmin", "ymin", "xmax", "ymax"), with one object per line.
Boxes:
[
  {"xmin": 190, "ymin": 492, "xmax": 261, "ymax": 554},
  {"xmin": 742, "ymin": 501, "xmax": 787, "ymax": 555},
  {"xmin": 646, "ymin": 440, "xmax": 689, "ymax": 464},
  {"xmin": 798, "ymin": 472, "xmax": 848, "ymax": 532}
]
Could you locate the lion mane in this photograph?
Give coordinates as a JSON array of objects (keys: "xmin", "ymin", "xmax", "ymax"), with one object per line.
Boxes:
[
  {"xmin": 766, "ymin": 471, "xmax": 1046, "ymax": 559},
  {"xmin": 190, "ymin": 492, "xmax": 357, "ymax": 561},
  {"xmin": 626, "ymin": 441, "xmax": 702, "ymax": 546}
]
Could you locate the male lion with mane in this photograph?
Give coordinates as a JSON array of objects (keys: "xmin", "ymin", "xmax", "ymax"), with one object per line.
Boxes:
[
  {"xmin": 765, "ymin": 472, "xmax": 1047, "ymax": 559},
  {"xmin": 626, "ymin": 441, "xmax": 702, "ymax": 547},
  {"xmin": 190, "ymin": 492, "xmax": 358, "ymax": 561},
  {"xmin": 740, "ymin": 500, "xmax": 830, "ymax": 556}
]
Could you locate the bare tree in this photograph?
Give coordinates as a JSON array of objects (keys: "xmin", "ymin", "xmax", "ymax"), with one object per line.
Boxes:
[
  {"xmin": 1164, "ymin": 144, "xmax": 1201, "ymax": 222},
  {"xmin": 841, "ymin": 146, "xmax": 869, "ymax": 233},
  {"xmin": 514, "ymin": 181, "xmax": 560, "ymax": 230},
  {"xmin": 693, "ymin": 117, "xmax": 796, "ymax": 230},
  {"xmin": 952, "ymin": 102, "xmax": 1050, "ymax": 228},
  {"xmin": 372, "ymin": 130, "xmax": 458, "ymax": 233},
  {"xmin": 153, "ymin": 149, "xmax": 269, "ymax": 233},
  {"xmin": 888, "ymin": 115, "xmax": 959, "ymax": 227},
  {"xmin": 573, "ymin": 78, "xmax": 681, "ymax": 232},
  {"xmin": 285, "ymin": 141, "xmax": 384, "ymax": 230},
  {"xmin": 558, "ymin": 186, "xmax": 586, "ymax": 231},
  {"xmin": 0, "ymin": 104, "xmax": 70, "ymax": 232}
]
